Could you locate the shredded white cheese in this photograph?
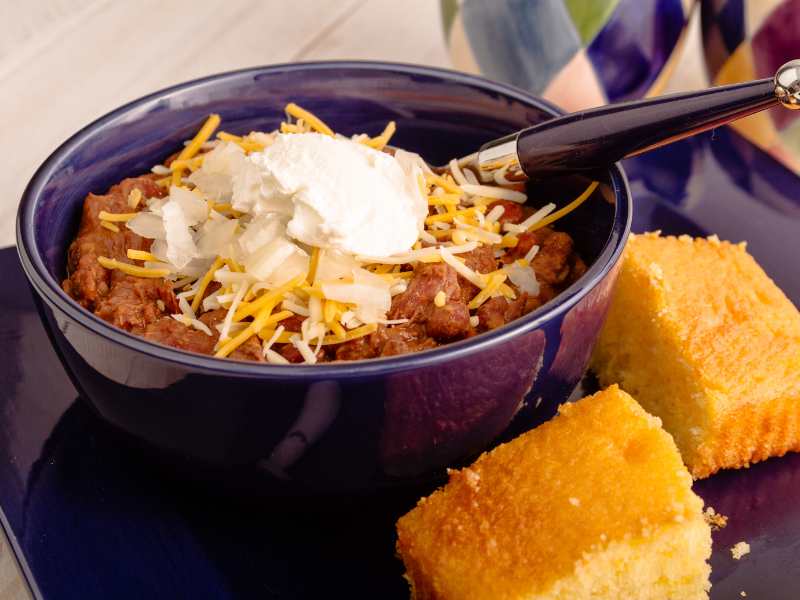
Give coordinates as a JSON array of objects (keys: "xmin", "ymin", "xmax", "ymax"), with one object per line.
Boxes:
[{"xmin": 460, "ymin": 183, "xmax": 526, "ymax": 203}]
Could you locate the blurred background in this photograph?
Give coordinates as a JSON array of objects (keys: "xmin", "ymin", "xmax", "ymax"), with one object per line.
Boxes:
[{"xmin": 0, "ymin": 0, "xmax": 714, "ymax": 250}]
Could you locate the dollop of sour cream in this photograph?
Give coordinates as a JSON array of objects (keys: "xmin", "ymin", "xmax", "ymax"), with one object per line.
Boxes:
[{"xmin": 232, "ymin": 133, "xmax": 427, "ymax": 257}]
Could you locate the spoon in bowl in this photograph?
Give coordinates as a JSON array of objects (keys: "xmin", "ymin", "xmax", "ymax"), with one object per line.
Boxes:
[{"xmin": 448, "ymin": 59, "xmax": 800, "ymax": 183}]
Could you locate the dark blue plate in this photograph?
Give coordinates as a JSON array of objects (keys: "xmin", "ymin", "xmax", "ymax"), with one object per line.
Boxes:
[{"xmin": 1, "ymin": 125, "xmax": 799, "ymax": 598}]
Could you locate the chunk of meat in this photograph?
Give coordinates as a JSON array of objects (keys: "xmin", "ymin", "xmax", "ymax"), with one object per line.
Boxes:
[
  {"xmin": 531, "ymin": 230, "xmax": 574, "ymax": 285},
  {"xmin": 279, "ymin": 314, "xmax": 305, "ymax": 333},
  {"xmin": 142, "ymin": 317, "xmax": 216, "ymax": 354},
  {"xmin": 95, "ymin": 273, "xmax": 178, "ymax": 332},
  {"xmin": 200, "ymin": 280, "xmax": 221, "ymax": 301},
  {"xmin": 426, "ymin": 301, "xmax": 471, "ymax": 341},
  {"xmin": 62, "ymin": 176, "xmax": 164, "ymax": 309},
  {"xmin": 457, "ymin": 245, "xmax": 497, "ymax": 303},
  {"xmin": 506, "ymin": 227, "xmax": 575, "ymax": 284},
  {"xmin": 570, "ymin": 255, "xmax": 588, "ymax": 281},
  {"xmin": 462, "ymin": 245, "xmax": 497, "ymax": 274},
  {"xmin": 141, "ymin": 311, "xmax": 263, "ymax": 362},
  {"xmin": 389, "ymin": 263, "xmax": 459, "ymax": 321},
  {"xmin": 487, "ymin": 199, "xmax": 524, "ymax": 225},
  {"xmin": 476, "ymin": 294, "xmax": 528, "ymax": 332},
  {"xmin": 504, "ymin": 227, "xmax": 550, "ymax": 263},
  {"xmin": 388, "ymin": 263, "xmax": 471, "ymax": 341},
  {"xmin": 333, "ymin": 323, "xmax": 437, "ymax": 361},
  {"xmin": 333, "ymin": 335, "xmax": 376, "ymax": 361},
  {"xmin": 374, "ymin": 323, "xmax": 438, "ymax": 357}
]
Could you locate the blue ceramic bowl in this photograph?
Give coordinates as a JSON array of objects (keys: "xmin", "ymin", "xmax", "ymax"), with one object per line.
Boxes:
[{"xmin": 16, "ymin": 62, "xmax": 631, "ymax": 495}]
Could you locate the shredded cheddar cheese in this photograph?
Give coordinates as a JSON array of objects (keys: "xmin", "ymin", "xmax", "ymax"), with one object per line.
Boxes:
[
  {"xmin": 308, "ymin": 247, "xmax": 321, "ymax": 284},
  {"xmin": 364, "ymin": 121, "xmax": 396, "ymax": 150},
  {"xmin": 178, "ymin": 114, "xmax": 221, "ymax": 162},
  {"xmin": 258, "ymin": 322, "xmax": 378, "ymax": 345},
  {"xmin": 327, "ymin": 319, "xmax": 346, "ymax": 340},
  {"xmin": 97, "ymin": 256, "xmax": 170, "ymax": 278},
  {"xmin": 224, "ymin": 257, "xmax": 243, "ymax": 273},
  {"xmin": 427, "ymin": 194, "xmax": 460, "ymax": 206},
  {"xmin": 468, "ymin": 271, "xmax": 508, "ymax": 310},
  {"xmin": 425, "ymin": 207, "xmax": 479, "ymax": 225},
  {"xmin": 191, "ymin": 256, "xmax": 225, "ymax": 313},
  {"xmin": 127, "ymin": 188, "xmax": 142, "ymax": 209},
  {"xmin": 98, "ymin": 210, "xmax": 137, "ymax": 222},
  {"xmin": 425, "ymin": 173, "xmax": 462, "ymax": 194},
  {"xmin": 217, "ymin": 131, "xmax": 242, "ymax": 143},
  {"xmin": 323, "ymin": 299, "xmax": 340, "ymax": 324},
  {"xmin": 498, "ymin": 283, "xmax": 516, "ymax": 299},
  {"xmin": 285, "ymin": 103, "xmax": 334, "ymax": 136},
  {"xmin": 373, "ymin": 271, "xmax": 414, "ymax": 281},
  {"xmin": 529, "ymin": 181, "xmax": 599, "ymax": 232},
  {"xmin": 501, "ymin": 234, "xmax": 519, "ymax": 248},
  {"xmin": 100, "ymin": 221, "xmax": 120, "ymax": 233},
  {"xmin": 126, "ymin": 249, "xmax": 160, "ymax": 262},
  {"xmin": 214, "ymin": 321, "xmax": 256, "ymax": 358},
  {"xmin": 233, "ymin": 274, "xmax": 305, "ymax": 322},
  {"xmin": 170, "ymin": 156, "xmax": 204, "ymax": 173},
  {"xmin": 217, "ymin": 131, "xmax": 266, "ymax": 153}
]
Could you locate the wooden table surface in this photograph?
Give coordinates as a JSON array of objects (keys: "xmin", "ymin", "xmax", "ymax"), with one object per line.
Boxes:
[{"xmin": 0, "ymin": 2, "xmax": 705, "ymax": 598}]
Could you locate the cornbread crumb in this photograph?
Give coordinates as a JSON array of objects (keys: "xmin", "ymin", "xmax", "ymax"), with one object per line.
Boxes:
[
  {"xmin": 703, "ymin": 506, "xmax": 728, "ymax": 531},
  {"xmin": 396, "ymin": 385, "xmax": 712, "ymax": 599},
  {"xmin": 731, "ymin": 541, "xmax": 750, "ymax": 560},
  {"xmin": 591, "ymin": 232, "xmax": 800, "ymax": 478}
]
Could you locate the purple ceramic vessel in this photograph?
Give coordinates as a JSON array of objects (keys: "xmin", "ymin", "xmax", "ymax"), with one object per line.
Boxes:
[{"xmin": 16, "ymin": 62, "xmax": 631, "ymax": 494}]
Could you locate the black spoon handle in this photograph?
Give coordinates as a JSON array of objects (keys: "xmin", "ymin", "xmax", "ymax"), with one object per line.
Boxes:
[
  {"xmin": 474, "ymin": 59, "xmax": 800, "ymax": 181},
  {"xmin": 517, "ymin": 78, "xmax": 775, "ymax": 178}
]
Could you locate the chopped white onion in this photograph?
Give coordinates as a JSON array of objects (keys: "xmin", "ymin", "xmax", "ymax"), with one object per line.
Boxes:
[
  {"xmin": 126, "ymin": 212, "xmax": 165, "ymax": 240},
  {"xmin": 505, "ymin": 261, "xmax": 540, "ymax": 296},
  {"xmin": 169, "ymin": 186, "xmax": 208, "ymax": 226},
  {"xmin": 197, "ymin": 218, "xmax": 239, "ymax": 258},
  {"xmin": 316, "ymin": 250, "xmax": 360, "ymax": 281},
  {"xmin": 187, "ymin": 142, "xmax": 246, "ymax": 201},
  {"xmin": 243, "ymin": 236, "xmax": 298, "ymax": 280}
]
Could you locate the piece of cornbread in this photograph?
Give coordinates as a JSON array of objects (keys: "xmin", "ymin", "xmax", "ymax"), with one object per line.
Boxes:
[
  {"xmin": 396, "ymin": 385, "xmax": 711, "ymax": 600},
  {"xmin": 591, "ymin": 233, "xmax": 800, "ymax": 478}
]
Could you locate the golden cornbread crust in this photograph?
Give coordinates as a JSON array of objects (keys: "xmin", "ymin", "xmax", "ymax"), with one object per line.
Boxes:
[
  {"xmin": 591, "ymin": 233, "xmax": 800, "ymax": 478},
  {"xmin": 396, "ymin": 385, "xmax": 711, "ymax": 600}
]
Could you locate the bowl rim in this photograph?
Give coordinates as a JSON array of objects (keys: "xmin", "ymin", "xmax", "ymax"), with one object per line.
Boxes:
[{"xmin": 16, "ymin": 60, "xmax": 631, "ymax": 380}]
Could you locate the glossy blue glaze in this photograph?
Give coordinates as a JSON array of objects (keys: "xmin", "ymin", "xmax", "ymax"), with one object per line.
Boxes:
[{"xmin": 16, "ymin": 62, "xmax": 631, "ymax": 494}]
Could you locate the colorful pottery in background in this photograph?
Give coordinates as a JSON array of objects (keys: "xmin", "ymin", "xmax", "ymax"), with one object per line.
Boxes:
[
  {"xmin": 441, "ymin": 0, "xmax": 696, "ymax": 112},
  {"xmin": 702, "ymin": 0, "xmax": 800, "ymax": 173}
]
